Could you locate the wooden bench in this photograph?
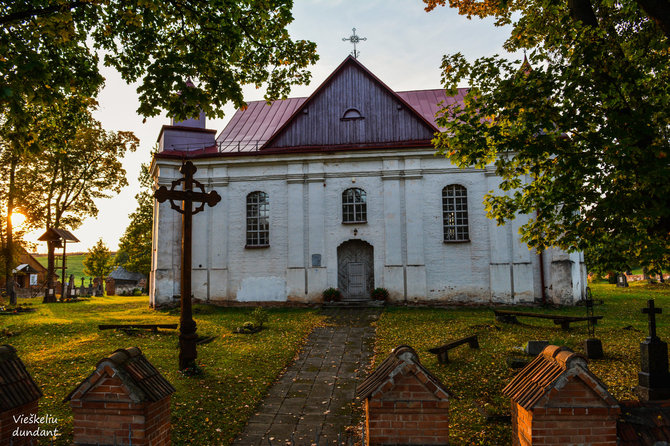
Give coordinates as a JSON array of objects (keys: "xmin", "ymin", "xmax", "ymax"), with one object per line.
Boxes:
[
  {"xmin": 493, "ymin": 310, "xmax": 603, "ymax": 330},
  {"xmin": 98, "ymin": 324, "xmax": 178, "ymax": 332},
  {"xmin": 428, "ymin": 334, "xmax": 479, "ymax": 363}
]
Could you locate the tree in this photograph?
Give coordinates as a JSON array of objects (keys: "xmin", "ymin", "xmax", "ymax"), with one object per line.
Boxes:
[
  {"xmin": 83, "ymin": 239, "xmax": 114, "ymax": 288},
  {"xmin": 116, "ymin": 164, "xmax": 153, "ymax": 279},
  {"xmin": 0, "ymin": 1, "xmax": 318, "ymax": 121},
  {"xmin": 427, "ymin": 0, "xmax": 670, "ymax": 274},
  {"xmin": 1, "ymin": 0, "xmax": 317, "ymax": 304},
  {"xmin": 7, "ymin": 96, "xmax": 138, "ymax": 302}
]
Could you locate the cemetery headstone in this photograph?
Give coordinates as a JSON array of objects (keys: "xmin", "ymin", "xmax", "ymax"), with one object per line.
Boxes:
[
  {"xmin": 79, "ymin": 277, "xmax": 86, "ymax": 296},
  {"xmin": 617, "ymin": 273, "xmax": 629, "ymax": 287},
  {"xmin": 524, "ymin": 340, "xmax": 549, "ymax": 356},
  {"xmin": 584, "ymin": 287, "xmax": 604, "ymax": 359},
  {"xmin": 637, "ymin": 299, "xmax": 670, "ymax": 401},
  {"xmin": 66, "ymin": 274, "xmax": 75, "ymax": 298}
]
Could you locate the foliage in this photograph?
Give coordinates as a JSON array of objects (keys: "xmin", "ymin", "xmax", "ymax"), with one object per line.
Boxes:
[
  {"xmin": 117, "ymin": 164, "xmax": 152, "ymax": 277},
  {"xmin": 322, "ymin": 287, "xmax": 341, "ymax": 302},
  {"xmin": 374, "ymin": 282, "xmax": 670, "ymax": 445},
  {"xmin": 251, "ymin": 307, "xmax": 269, "ymax": 329},
  {"xmin": 428, "ymin": 0, "xmax": 670, "ymax": 275},
  {"xmin": 14, "ymin": 96, "xmax": 139, "ymax": 231},
  {"xmin": 83, "ymin": 239, "xmax": 114, "ymax": 281},
  {"xmin": 370, "ymin": 287, "xmax": 389, "ymax": 301},
  {"xmin": 0, "ymin": 0, "xmax": 318, "ymax": 122},
  {"xmin": 3, "ymin": 296, "xmax": 322, "ymax": 444}
]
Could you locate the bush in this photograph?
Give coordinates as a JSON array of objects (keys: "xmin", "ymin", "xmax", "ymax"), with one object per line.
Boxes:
[
  {"xmin": 251, "ymin": 307, "xmax": 269, "ymax": 328},
  {"xmin": 132, "ymin": 288, "xmax": 142, "ymax": 296},
  {"xmin": 371, "ymin": 287, "xmax": 389, "ymax": 301},
  {"xmin": 322, "ymin": 287, "xmax": 341, "ymax": 302}
]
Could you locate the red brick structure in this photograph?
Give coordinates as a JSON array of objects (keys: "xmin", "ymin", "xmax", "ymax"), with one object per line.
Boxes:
[
  {"xmin": 357, "ymin": 345, "xmax": 451, "ymax": 445},
  {"xmin": 66, "ymin": 347, "xmax": 175, "ymax": 446},
  {"xmin": 0, "ymin": 345, "xmax": 42, "ymax": 446},
  {"xmin": 503, "ymin": 345, "xmax": 620, "ymax": 446}
]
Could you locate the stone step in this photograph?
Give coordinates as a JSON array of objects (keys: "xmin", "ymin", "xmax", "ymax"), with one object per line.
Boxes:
[{"xmin": 323, "ymin": 300, "xmax": 384, "ymax": 308}]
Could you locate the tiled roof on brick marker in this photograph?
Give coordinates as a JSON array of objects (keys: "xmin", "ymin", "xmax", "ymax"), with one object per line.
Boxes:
[
  {"xmin": 617, "ymin": 399, "xmax": 670, "ymax": 445},
  {"xmin": 356, "ymin": 345, "xmax": 452, "ymax": 400},
  {"xmin": 65, "ymin": 347, "xmax": 175, "ymax": 403},
  {"xmin": 0, "ymin": 344, "xmax": 42, "ymax": 411},
  {"xmin": 502, "ymin": 345, "xmax": 618, "ymax": 410}
]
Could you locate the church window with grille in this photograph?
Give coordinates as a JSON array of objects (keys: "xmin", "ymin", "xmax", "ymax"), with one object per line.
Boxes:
[
  {"xmin": 342, "ymin": 188, "xmax": 367, "ymax": 223},
  {"xmin": 246, "ymin": 191, "xmax": 269, "ymax": 247},
  {"xmin": 442, "ymin": 185, "xmax": 469, "ymax": 242}
]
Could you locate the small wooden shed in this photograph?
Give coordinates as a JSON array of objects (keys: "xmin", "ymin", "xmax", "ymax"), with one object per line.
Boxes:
[{"xmin": 66, "ymin": 347, "xmax": 175, "ymax": 446}]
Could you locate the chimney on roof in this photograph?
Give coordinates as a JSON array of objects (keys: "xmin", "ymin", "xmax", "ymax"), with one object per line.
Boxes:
[{"xmin": 158, "ymin": 78, "xmax": 217, "ymax": 152}]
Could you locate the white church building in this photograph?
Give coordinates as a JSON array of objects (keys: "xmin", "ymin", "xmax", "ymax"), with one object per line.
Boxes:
[{"xmin": 149, "ymin": 56, "xmax": 586, "ymax": 307}]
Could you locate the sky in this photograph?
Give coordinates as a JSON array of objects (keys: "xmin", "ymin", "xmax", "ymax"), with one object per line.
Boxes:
[{"xmin": 24, "ymin": 0, "xmax": 518, "ymax": 253}]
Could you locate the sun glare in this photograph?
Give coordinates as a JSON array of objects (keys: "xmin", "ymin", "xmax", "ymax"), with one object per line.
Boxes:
[{"xmin": 10, "ymin": 212, "xmax": 27, "ymax": 227}]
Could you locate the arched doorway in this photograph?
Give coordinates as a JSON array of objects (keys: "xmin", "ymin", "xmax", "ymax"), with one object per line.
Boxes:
[{"xmin": 337, "ymin": 240, "xmax": 374, "ymax": 301}]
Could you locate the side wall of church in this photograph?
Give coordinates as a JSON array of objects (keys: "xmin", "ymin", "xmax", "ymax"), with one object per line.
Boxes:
[{"xmin": 150, "ymin": 150, "xmax": 586, "ymax": 307}]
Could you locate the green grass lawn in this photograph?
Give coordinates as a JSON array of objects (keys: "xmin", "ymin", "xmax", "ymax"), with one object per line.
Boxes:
[
  {"xmin": 3, "ymin": 283, "xmax": 668, "ymax": 445},
  {"xmin": 1, "ymin": 297, "xmax": 323, "ymax": 445},
  {"xmin": 33, "ymin": 253, "xmax": 94, "ymax": 285},
  {"xmin": 373, "ymin": 282, "xmax": 670, "ymax": 445}
]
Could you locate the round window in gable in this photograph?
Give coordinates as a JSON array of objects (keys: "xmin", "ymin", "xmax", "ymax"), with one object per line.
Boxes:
[{"xmin": 341, "ymin": 108, "xmax": 364, "ymax": 121}]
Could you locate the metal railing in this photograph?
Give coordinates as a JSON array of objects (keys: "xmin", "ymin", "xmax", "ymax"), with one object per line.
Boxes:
[{"xmin": 164, "ymin": 139, "xmax": 265, "ymax": 153}]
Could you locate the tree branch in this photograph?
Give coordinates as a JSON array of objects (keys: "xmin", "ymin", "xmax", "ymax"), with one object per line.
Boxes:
[
  {"xmin": 635, "ymin": 0, "xmax": 670, "ymax": 39},
  {"xmin": 0, "ymin": 1, "xmax": 89, "ymax": 26}
]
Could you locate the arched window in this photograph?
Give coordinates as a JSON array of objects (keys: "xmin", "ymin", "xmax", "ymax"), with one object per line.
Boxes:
[
  {"xmin": 342, "ymin": 188, "xmax": 367, "ymax": 223},
  {"xmin": 246, "ymin": 191, "xmax": 269, "ymax": 247},
  {"xmin": 442, "ymin": 185, "xmax": 469, "ymax": 242},
  {"xmin": 341, "ymin": 108, "xmax": 364, "ymax": 121}
]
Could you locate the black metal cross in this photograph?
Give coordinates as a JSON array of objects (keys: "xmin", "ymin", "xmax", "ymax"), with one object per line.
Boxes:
[
  {"xmin": 342, "ymin": 27, "xmax": 367, "ymax": 59},
  {"xmin": 155, "ymin": 161, "xmax": 221, "ymax": 370},
  {"xmin": 642, "ymin": 299, "xmax": 662, "ymax": 339}
]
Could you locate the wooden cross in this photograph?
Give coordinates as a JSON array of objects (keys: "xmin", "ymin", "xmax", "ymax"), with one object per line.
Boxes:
[
  {"xmin": 642, "ymin": 299, "xmax": 662, "ymax": 339},
  {"xmin": 155, "ymin": 161, "xmax": 221, "ymax": 370},
  {"xmin": 342, "ymin": 27, "xmax": 367, "ymax": 59}
]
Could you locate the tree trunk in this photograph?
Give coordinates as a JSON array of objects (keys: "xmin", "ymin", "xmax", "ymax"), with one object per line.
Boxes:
[{"xmin": 5, "ymin": 156, "xmax": 17, "ymax": 305}]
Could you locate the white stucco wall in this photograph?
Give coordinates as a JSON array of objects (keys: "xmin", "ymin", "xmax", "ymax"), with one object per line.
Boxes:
[{"xmin": 150, "ymin": 148, "xmax": 586, "ymax": 307}]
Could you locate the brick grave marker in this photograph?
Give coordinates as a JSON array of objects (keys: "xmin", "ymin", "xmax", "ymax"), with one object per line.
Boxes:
[
  {"xmin": 503, "ymin": 345, "xmax": 620, "ymax": 446},
  {"xmin": 65, "ymin": 347, "xmax": 175, "ymax": 445},
  {"xmin": 357, "ymin": 345, "xmax": 451, "ymax": 446},
  {"xmin": 0, "ymin": 345, "xmax": 42, "ymax": 446}
]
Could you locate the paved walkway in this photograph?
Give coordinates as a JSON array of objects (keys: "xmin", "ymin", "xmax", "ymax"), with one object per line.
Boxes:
[{"xmin": 233, "ymin": 308, "xmax": 379, "ymax": 446}]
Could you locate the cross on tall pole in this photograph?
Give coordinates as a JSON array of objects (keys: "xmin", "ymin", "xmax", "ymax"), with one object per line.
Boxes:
[
  {"xmin": 155, "ymin": 161, "xmax": 221, "ymax": 370},
  {"xmin": 342, "ymin": 27, "xmax": 367, "ymax": 59},
  {"xmin": 642, "ymin": 299, "xmax": 663, "ymax": 340}
]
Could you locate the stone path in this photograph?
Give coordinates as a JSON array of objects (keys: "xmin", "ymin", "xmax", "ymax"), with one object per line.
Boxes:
[{"xmin": 233, "ymin": 308, "xmax": 379, "ymax": 445}]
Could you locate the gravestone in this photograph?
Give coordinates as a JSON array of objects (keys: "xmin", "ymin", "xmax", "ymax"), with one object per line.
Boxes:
[
  {"xmin": 584, "ymin": 287, "xmax": 604, "ymax": 359},
  {"xmin": 524, "ymin": 340, "xmax": 549, "ymax": 356},
  {"xmin": 79, "ymin": 277, "xmax": 86, "ymax": 296},
  {"xmin": 87, "ymin": 278, "xmax": 93, "ymax": 296},
  {"xmin": 637, "ymin": 299, "xmax": 670, "ymax": 401},
  {"xmin": 617, "ymin": 274, "xmax": 629, "ymax": 287},
  {"xmin": 66, "ymin": 274, "xmax": 75, "ymax": 298}
]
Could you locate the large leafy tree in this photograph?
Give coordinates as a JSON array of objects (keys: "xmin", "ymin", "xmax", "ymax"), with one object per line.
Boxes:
[
  {"xmin": 0, "ymin": 0, "xmax": 318, "ymax": 121},
  {"xmin": 10, "ymin": 96, "xmax": 138, "ymax": 302},
  {"xmin": 427, "ymin": 0, "xmax": 670, "ymax": 274},
  {"xmin": 116, "ymin": 164, "xmax": 153, "ymax": 279},
  {"xmin": 1, "ymin": 0, "xmax": 317, "ymax": 303}
]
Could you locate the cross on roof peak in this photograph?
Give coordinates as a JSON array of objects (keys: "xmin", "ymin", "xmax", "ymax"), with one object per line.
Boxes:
[
  {"xmin": 342, "ymin": 27, "xmax": 367, "ymax": 59},
  {"xmin": 642, "ymin": 299, "xmax": 663, "ymax": 339}
]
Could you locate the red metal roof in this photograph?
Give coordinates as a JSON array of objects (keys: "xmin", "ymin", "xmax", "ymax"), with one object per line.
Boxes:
[{"xmin": 214, "ymin": 88, "xmax": 467, "ymax": 153}]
